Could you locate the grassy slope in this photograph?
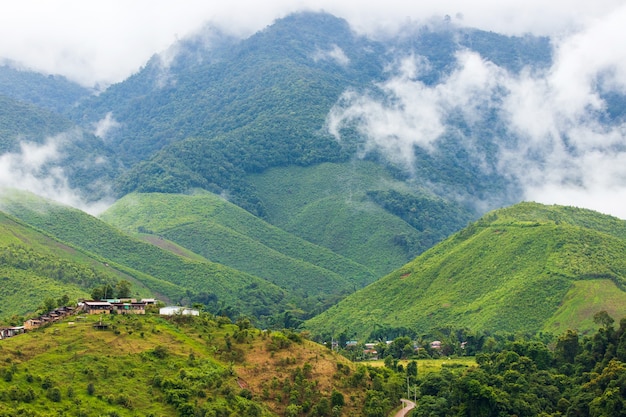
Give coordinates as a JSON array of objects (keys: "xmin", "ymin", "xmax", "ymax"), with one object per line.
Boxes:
[
  {"xmin": 0, "ymin": 210, "xmax": 164, "ymax": 319},
  {"xmin": 305, "ymin": 202, "xmax": 626, "ymax": 339},
  {"xmin": 100, "ymin": 191, "xmax": 376, "ymax": 297},
  {"xmin": 248, "ymin": 161, "xmax": 470, "ymax": 277},
  {"xmin": 0, "ymin": 191, "xmax": 286, "ymax": 320},
  {"xmin": 0, "ymin": 314, "xmax": 366, "ymax": 417}
]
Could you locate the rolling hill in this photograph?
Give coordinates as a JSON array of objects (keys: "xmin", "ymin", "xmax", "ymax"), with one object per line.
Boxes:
[
  {"xmin": 0, "ymin": 190, "xmax": 288, "ymax": 322},
  {"xmin": 304, "ymin": 202, "xmax": 626, "ymax": 340},
  {"xmin": 99, "ymin": 190, "xmax": 376, "ymax": 313}
]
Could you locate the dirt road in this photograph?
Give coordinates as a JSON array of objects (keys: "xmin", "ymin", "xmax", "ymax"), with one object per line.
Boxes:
[{"xmin": 392, "ymin": 399, "xmax": 416, "ymax": 416}]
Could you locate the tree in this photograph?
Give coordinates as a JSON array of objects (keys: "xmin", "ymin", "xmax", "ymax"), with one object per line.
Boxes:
[
  {"xmin": 594, "ymin": 311, "xmax": 615, "ymax": 330},
  {"xmin": 116, "ymin": 280, "xmax": 132, "ymax": 298},
  {"xmin": 57, "ymin": 294, "xmax": 70, "ymax": 307},
  {"xmin": 406, "ymin": 360, "xmax": 418, "ymax": 382},
  {"xmin": 331, "ymin": 390, "xmax": 345, "ymax": 408},
  {"xmin": 41, "ymin": 297, "xmax": 56, "ymax": 313},
  {"xmin": 555, "ymin": 329, "xmax": 580, "ymax": 365}
]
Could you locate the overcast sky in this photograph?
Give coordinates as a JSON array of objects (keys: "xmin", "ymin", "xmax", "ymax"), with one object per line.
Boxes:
[
  {"xmin": 0, "ymin": 0, "xmax": 624, "ymax": 86},
  {"xmin": 1, "ymin": 0, "xmax": 626, "ymax": 219}
]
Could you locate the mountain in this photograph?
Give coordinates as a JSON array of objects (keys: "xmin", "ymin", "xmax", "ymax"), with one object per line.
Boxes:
[
  {"xmin": 247, "ymin": 161, "xmax": 475, "ymax": 276},
  {"xmin": 0, "ymin": 94, "xmax": 121, "ymax": 201},
  {"xmin": 65, "ymin": 12, "xmax": 551, "ymax": 215},
  {"xmin": 0, "ymin": 209, "xmax": 122, "ymax": 319},
  {"xmin": 304, "ymin": 202, "xmax": 626, "ymax": 340}
]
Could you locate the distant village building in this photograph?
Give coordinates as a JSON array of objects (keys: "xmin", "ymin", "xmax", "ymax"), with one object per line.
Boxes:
[
  {"xmin": 81, "ymin": 301, "xmax": 113, "ymax": 315},
  {"xmin": 0, "ymin": 326, "xmax": 24, "ymax": 339},
  {"xmin": 159, "ymin": 306, "xmax": 200, "ymax": 316},
  {"xmin": 111, "ymin": 301, "xmax": 147, "ymax": 315},
  {"xmin": 24, "ymin": 319, "xmax": 43, "ymax": 330}
]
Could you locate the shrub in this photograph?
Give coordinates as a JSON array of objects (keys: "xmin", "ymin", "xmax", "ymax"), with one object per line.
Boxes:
[
  {"xmin": 47, "ymin": 387, "xmax": 62, "ymax": 402},
  {"xmin": 152, "ymin": 345, "xmax": 168, "ymax": 359}
]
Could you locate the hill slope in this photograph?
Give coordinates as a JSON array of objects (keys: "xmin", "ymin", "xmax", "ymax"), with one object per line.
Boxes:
[
  {"xmin": 0, "ymin": 313, "xmax": 372, "ymax": 416},
  {"xmin": 100, "ymin": 191, "xmax": 376, "ymax": 310},
  {"xmin": 0, "ymin": 210, "xmax": 133, "ymax": 319},
  {"xmin": 0, "ymin": 191, "xmax": 287, "ymax": 322},
  {"xmin": 249, "ymin": 161, "xmax": 475, "ymax": 276},
  {"xmin": 305, "ymin": 202, "xmax": 626, "ymax": 339}
]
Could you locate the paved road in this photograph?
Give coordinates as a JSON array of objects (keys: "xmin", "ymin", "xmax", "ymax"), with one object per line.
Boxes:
[{"xmin": 393, "ymin": 399, "xmax": 416, "ymax": 417}]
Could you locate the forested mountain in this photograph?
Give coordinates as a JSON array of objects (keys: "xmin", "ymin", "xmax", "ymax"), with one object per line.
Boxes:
[
  {"xmin": 0, "ymin": 64, "xmax": 91, "ymax": 114},
  {"xmin": 66, "ymin": 13, "xmax": 551, "ymax": 216},
  {"xmin": 100, "ymin": 190, "xmax": 377, "ymax": 319},
  {"xmin": 305, "ymin": 202, "xmax": 626, "ymax": 340}
]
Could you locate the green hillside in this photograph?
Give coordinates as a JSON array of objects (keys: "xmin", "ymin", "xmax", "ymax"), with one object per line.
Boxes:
[
  {"xmin": 0, "ymin": 313, "xmax": 377, "ymax": 417},
  {"xmin": 249, "ymin": 161, "xmax": 475, "ymax": 276},
  {"xmin": 0, "ymin": 94, "xmax": 73, "ymax": 152},
  {"xmin": 100, "ymin": 191, "xmax": 376, "ymax": 306},
  {"xmin": 305, "ymin": 202, "xmax": 626, "ymax": 339},
  {"xmin": 0, "ymin": 191, "xmax": 287, "ymax": 322},
  {"xmin": 0, "ymin": 208, "xmax": 165, "ymax": 319}
]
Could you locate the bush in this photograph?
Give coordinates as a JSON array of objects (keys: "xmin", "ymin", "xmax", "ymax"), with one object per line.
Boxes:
[
  {"xmin": 152, "ymin": 345, "xmax": 168, "ymax": 359},
  {"xmin": 47, "ymin": 387, "xmax": 62, "ymax": 402}
]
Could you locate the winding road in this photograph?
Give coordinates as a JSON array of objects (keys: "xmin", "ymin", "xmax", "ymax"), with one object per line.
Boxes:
[{"xmin": 393, "ymin": 399, "xmax": 416, "ymax": 417}]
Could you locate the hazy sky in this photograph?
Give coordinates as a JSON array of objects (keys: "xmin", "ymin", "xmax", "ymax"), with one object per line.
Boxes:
[
  {"xmin": 1, "ymin": 0, "xmax": 626, "ymax": 219},
  {"xmin": 0, "ymin": 0, "xmax": 624, "ymax": 86}
]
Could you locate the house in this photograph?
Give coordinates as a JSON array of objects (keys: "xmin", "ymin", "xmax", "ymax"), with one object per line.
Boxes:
[
  {"xmin": 430, "ymin": 340, "xmax": 442, "ymax": 350},
  {"xmin": 82, "ymin": 301, "xmax": 113, "ymax": 315},
  {"xmin": 159, "ymin": 306, "xmax": 200, "ymax": 316},
  {"xmin": 24, "ymin": 319, "xmax": 43, "ymax": 330},
  {"xmin": 112, "ymin": 301, "xmax": 148, "ymax": 315},
  {"xmin": 0, "ymin": 326, "xmax": 24, "ymax": 339}
]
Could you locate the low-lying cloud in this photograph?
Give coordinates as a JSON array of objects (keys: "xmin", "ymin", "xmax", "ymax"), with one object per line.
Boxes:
[
  {"xmin": 327, "ymin": 5, "xmax": 626, "ymax": 219},
  {"xmin": 0, "ymin": 133, "xmax": 114, "ymax": 215}
]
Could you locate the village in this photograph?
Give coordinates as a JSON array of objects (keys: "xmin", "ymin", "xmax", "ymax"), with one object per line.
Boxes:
[{"xmin": 0, "ymin": 298, "xmax": 200, "ymax": 341}]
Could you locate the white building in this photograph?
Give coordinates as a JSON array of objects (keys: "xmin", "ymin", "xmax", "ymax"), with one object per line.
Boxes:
[{"xmin": 159, "ymin": 306, "xmax": 200, "ymax": 316}]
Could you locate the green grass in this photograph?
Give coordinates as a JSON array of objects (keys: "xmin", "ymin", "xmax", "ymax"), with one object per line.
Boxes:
[
  {"xmin": 542, "ymin": 279, "xmax": 626, "ymax": 335},
  {"xmin": 0, "ymin": 313, "xmax": 371, "ymax": 416},
  {"xmin": 0, "ymin": 314, "xmax": 265, "ymax": 416},
  {"xmin": 365, "ymin": 357, "xmax": 477, "ymax": 375}
]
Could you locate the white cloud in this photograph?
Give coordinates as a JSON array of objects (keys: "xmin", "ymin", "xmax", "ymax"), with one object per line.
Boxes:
[
  {"xmin": 327, "ymin": 51, "xmax": 505, "ymax": 171},
  {"xmin": 312, "ymin": 45, "xmax": 350, "ymax": 66},
  {"xmin": 327, "ymin": 4, "xmax": 626, "ymax": 219},
  {"xmin": 0, "ymin": 134, "xmax": 113, "ymax": 215},
  {"xmin": 0, "ymin": 0, "xmax": 624, "ymax": 86},
  {"xmin": 93, "ymin": 112, "xmax": 121, "ymax": 139}
]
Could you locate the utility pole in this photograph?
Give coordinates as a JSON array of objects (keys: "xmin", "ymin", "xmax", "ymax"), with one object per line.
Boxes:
[{"xmin": 406, "ymin": 375, "xmax": 410, "ymax": 399}]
